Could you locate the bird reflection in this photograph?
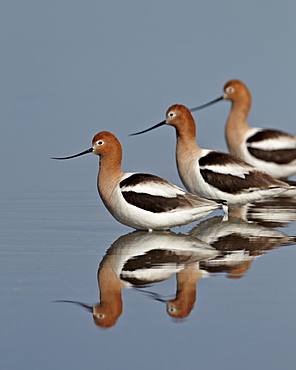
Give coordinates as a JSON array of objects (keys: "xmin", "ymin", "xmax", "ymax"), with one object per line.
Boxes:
[
  {"xmin": 165, "ymin": 263, "xmax": 204, "ymax": 319},
  {"xmin": 246, "ymin": 195, "xmax": 296, "ymax": 228},
  {"xmin": 54, "ymin": 200, "xmax": 296, "ymax": 326},
  {"xmin": 54, "ymin": 230, "xmax": 217, "ymax": 327},
  {"xmin": 94, "ymin": 231, "xmax": 217, "ymax": 326},
  {"xmin": 190, "ymin": 214, "xmax": 296, "ymax": 278}
]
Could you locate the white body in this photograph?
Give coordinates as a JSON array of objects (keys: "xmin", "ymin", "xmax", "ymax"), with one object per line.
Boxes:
[{"xmin": 101, "ymin": 172, "xmax": 222, "ymax": 231}]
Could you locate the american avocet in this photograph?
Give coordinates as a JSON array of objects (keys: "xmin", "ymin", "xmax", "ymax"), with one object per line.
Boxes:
[
  {"xmin": 191, "ymin": 79, "xmax": 296, "ymax": 179},
  {"xmin": 130, "ymin": 105, "xmax": 292, "ymax": 207},
  {"xmin": 52, "ymin": 131, "xmax": 226, "ymax": 231}
]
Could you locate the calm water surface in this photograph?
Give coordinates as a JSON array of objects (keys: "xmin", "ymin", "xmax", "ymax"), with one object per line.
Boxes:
[{"xmin": 1, "ymin": 190, "xmax": 296, "ymax": 370}]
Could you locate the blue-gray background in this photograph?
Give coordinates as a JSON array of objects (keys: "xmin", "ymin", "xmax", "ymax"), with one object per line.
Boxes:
[
  {"xmin": 2, "ymin": 0, "xmax": 296, "ymax": 195},
  {"xmin": 1, "ymin": 2, "xmax": 296, "ymax": 370}
]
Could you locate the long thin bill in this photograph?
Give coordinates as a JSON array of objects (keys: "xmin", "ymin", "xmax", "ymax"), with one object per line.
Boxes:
[
  {"xmin": 190, "ymin": 96, "xmax": 224, "ymax": 112},
  {"xmin": 52, "ymin": 300, "xmax": 93, "ymax": 312},
  {"xmin": 51, "ymin": 147, "xmax": 93, "ymax": 160},
  {"xmin": 129, "ymin": 120, "xmax": 166, "ymax": 136}
]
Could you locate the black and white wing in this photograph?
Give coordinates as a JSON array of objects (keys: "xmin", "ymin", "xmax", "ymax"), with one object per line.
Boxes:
[
  {"xmin": 198, "ymin": 150, "xmax": 287, "ymax": 194},
  {"xmin": 246, "ymin": 129, "xmax": 296, "ymax": 165},
  {"xmin": 120, "ymin": 173, "xmax": 219, "ymax": 213}
]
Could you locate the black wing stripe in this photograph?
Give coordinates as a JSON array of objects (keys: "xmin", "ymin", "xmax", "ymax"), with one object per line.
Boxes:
[
  {"xmin": 122, "ymin": 191, "xmax": 191, "ymax": 213},
  {"xmin": 199, "ymin": 151, "xmax": 247, "ymax": 167},
  {"xmin": 247, "ymin": 147, "xmax": 296, "ymax": 164},
  {"xmin": 120, "ymin": 173, "xmax": 166, "ymax": 188},
  {"xmin": 246, "ymin": 129, "xmax": 293, "ymax": 143},
  {"xmin": 200, "ymin": 169, "xmax": 283, "ymax": 194}
]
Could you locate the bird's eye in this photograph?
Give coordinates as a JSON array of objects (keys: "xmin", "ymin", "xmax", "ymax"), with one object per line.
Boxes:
[
  {"xmin": 97, "ymin": 140, "xmax": 104, "ymax": 146},
  {"xmin": 166, "ymin": 303, "xmax": 177, "ymax": 314},
  {"xmin": 226, "ymin": 86, "xmax": 234, "ymax": 94},
  {"xmin": 168, "ymin": 111, "xmax": 175, "ymax": 117}
]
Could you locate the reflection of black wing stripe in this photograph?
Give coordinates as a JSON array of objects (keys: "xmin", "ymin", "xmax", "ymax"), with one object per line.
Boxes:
[
  {"xmin": 200, "ymin": 169, "xmax": 282, "ymax": 194},
  {"xmin": 122, "ymin": 191, "xmax": 190, "ymax": 213},
  {"xmin": 247, "ymin": 147, "xmax": 296, "ymax": 164}
]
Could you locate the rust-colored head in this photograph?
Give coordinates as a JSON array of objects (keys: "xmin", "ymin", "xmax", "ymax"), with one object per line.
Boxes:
[
  {"xmin": 52, "ymin": 131, "xmax": 122, "ymax": 160},
  {"xmin": 92, "ymin": 299, "xmax": 123, "ymax": 329},
  {"xmin": 129, "ymin": 104, "xmax": 196, "ymax": 138},
  {"xmin": 166, "ymin": 300, "xmax": 193, "ymax": 319},
  {"xmin": 165, "ymin": 104, "xmax": 193, "ymax": 127},
  {"xmin": 223, "ymin": 79, "xmax": 252, "ymax": 104},
  {"xmin": 92, "ymin": 131, "xmax": 122, "ymax": 157},
  {"xmin": 164, "ymin": 104, "xmax": 197, "ymax": 139}
]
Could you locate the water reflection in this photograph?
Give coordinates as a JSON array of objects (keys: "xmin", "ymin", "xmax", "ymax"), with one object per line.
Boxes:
[
  {"xmin": 246, "ymin": 196, "xmax": 296, "ymax": 228},
  {"xmin": 226, "ymin": 195, "xmax": 296, "ymax": 226},
  {"xmin": 55, "ymin": 199, "xmax": 296, "ymax": 327},
  {"xmin": 190, "ymin": 215, "xmax": 295, "ymax": 278},
  {"xmin": 96, "ymin": 231, "xmax": 219, "ymax": 325},
  {"xmin": 55, "ymin": 231, "xmax": 217, "ymax": 327}
]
